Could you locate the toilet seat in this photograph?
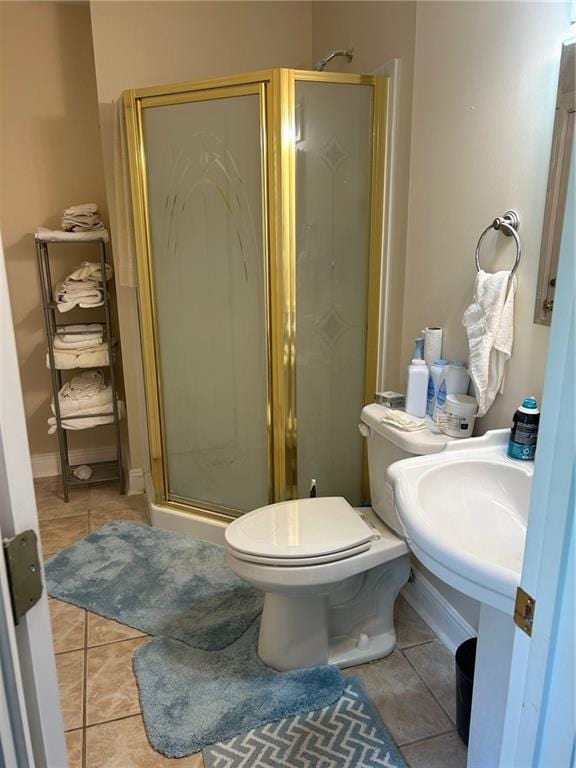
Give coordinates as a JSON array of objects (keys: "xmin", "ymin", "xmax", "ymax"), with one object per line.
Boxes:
[
  {"xmin": 227, "ymin": 539, "xmax": 373, "ymax": 567},
  {"xmin": 225, "ymin": 497, "xmax": 378, "ymax": 566}
]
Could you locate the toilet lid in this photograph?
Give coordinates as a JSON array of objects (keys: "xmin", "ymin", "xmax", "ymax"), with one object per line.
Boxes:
[{"xmin": 225, "ymin": 497, "xmax": 376, "ymax": 561}]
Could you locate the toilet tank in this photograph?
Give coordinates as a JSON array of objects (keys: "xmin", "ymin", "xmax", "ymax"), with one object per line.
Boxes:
[{"xmin": 359, "ymin": 404, "xmax": 451, "ymax": 536}]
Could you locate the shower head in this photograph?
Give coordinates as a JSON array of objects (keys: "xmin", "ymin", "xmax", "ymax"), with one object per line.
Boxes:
[{"xmin": 313, "ymin": 49, "xmax": 354, "ymax": 72}]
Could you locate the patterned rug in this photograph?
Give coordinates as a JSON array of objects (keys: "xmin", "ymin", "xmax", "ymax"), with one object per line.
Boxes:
[{"xmin": 202, "ymin": 677, "xmax": 407, "ymax": 768}]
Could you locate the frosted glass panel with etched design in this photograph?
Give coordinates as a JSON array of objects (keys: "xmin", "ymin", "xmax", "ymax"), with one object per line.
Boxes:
[
  {"xmin": 142, "ymin": 94, "xmax": 269, "ymax": 512},
  {"xmin": 295, "ymin": 81, "xmax": 373, "ymax": 504}
]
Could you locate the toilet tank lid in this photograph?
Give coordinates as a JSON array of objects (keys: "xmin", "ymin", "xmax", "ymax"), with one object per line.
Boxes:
[{"xmin": 360, "ymin": 404, "xmax": 451, "ymax": 455}]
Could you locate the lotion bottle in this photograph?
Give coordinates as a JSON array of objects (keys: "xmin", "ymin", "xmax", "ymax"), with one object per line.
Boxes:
[{"xmin": 406, "ymin": 359, "xmax": 429, "ymax": 418}]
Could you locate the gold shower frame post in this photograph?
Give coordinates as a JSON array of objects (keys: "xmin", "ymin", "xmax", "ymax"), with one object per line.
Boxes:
[{"xmin": 124, "ymin": 69, "xmax": 388, "ymax": 522}]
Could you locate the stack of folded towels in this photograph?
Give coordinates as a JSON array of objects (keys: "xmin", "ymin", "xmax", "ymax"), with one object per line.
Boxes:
[
  {"xmin": 47, "ymin": 370, "xmax": 125, "ymax": 434},
  {"xmin": 61, "ymin": 203, "xmax": 104, "ymax": 232},
  {"xmin": 46, "ymin": 323, "xmax": 117, "ymax": 369},
  {"xmin": 54, "ymin": 261, "xmax": 113, "ymax": 313}
]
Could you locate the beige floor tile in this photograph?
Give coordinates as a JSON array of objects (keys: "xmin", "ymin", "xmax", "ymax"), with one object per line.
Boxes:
[
  {"xmin": 86, "ymin": 636, "xmax": 147, "ymax": 725},
  {"xmin": 65, "ymin": 729, "xmax": 84, "ymax": 768},
  {"xmin": 90, "ymin": 483, "xmax": 147, "ymax": 514},
  {"xmin": 346, "ymin": 650, "xmax": 452, "ymax": 746},
  {"xmin": 49, "ymin": 599, "xmax": 86, "ymax": 653},
  {"xmin": 35, "ymin": 478, "xmax": 89, "ymax": 521},
  {"xmin": 404, "ymin": 640, "xmax": 457, "ymax": 723},
  {"xmin": 90, "ymin": 507, "xmax": 149, "ymax": 532},
  {"xmin": 55, "ymin": 650, "xmax": 84, "ymax": 731},
  {"xmin": 401, "ymin": 731, "xmax": 467, "ymax": 768},
  {"xmin": 87, "ymin": 611, "xmax": 145, "ymax": 647},
  {"xmin": 40, "ymin": 515, "xmax": 89, "ymax": 556},
  {"xmin": 85, "ymin": 715, "xmax": 204, "ymax": 767},
  {"xmin": 395, "ymin": 595, "xmax": 437, "ymax": 648}
]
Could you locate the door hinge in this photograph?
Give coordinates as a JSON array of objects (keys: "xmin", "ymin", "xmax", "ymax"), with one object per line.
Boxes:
[
  {"xmin": 3, "ymin": 530, "xmax": 43, "ymax": 624},
  {"xmin": 514, "ymin": 586, "xmax": 536, "ymax": 636}
]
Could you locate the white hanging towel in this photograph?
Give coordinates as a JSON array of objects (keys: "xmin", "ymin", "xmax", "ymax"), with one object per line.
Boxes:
[{"xmin": 462, "ymin": 270, "xmax": 516, "ymax": 417}]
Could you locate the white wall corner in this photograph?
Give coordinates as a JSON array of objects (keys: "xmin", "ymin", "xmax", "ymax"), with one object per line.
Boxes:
[
  {"xmin": 402, "ymin": 569, "xmax": 476, "ymax": 654},
  {"xmin": 127, "ymin": 467, "xmax": 145, "ymax": 495}
]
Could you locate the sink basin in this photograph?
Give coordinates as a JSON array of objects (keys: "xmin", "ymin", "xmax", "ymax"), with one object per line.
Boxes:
[
  {"xmin": 388, "ymin": 429, "xmax": 533, "ymax": 613},
  {"xmin": 388, "ymin": 429, "xmax": 535, "ymax": 767}
]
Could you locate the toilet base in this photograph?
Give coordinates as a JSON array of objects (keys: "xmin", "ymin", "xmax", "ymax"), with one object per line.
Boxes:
[{"xmin": 258, "ymin": 553, "xmax": 411, "ymax": 671}]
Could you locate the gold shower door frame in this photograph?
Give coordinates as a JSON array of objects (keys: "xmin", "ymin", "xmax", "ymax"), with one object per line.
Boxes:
[{"xmin": 124, "ymin": 69, "xmax": 388, "ymax": 522}]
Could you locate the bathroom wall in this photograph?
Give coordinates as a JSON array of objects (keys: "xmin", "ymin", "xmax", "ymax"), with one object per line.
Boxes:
[
  {"xmin": 402, "ymin": 1, "xmax": 570, "ymax": 434},
  {"xmin": 404, "ymin": 1, "xmax": 569, "ymax": 631},
  {"xmin": 311, "ymin": 0, "xmax": 570, "ymax": 634},
  {"xmin": 312, "ymin": 1, "xmax": 417, "ymax": 392},
  {"xmin": 0, "ymin": 2, "xmax": 114, "ymax": 463},
  {"xmin": 88, "ymin": 0, "xmax": 314, "ymax": 486}
]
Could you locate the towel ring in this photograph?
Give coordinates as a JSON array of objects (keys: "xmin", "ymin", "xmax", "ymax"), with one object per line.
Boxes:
[{"xmin": 475, "ymin": 210, "xmax": 522, "ymax": 278}]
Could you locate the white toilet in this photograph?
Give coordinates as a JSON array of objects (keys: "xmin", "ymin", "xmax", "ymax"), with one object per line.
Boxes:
[{"xmin": 225, "ymin": 403, "xmax": 450, "ymax": 671}]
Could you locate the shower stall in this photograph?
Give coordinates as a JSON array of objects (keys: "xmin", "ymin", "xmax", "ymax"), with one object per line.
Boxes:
[{"xmin": 124, "ymin": 68, "xmax": 387, "ymax": 521}]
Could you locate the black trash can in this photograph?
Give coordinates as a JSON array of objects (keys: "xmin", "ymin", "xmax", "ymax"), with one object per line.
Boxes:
[{"xmin": 455, "ymin": 637, "xmax": 477, "ymax": 745}]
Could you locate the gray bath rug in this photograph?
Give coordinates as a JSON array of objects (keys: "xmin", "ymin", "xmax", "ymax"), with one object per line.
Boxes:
[
  {"xmin": 133, "ymin": 619, "xmax": 346, "ymax": 758},
  {"xmin": 203, "ymin": 677, "xmax": 407, "ymax": 768},
  {"xmin": 44, "ymin": 520, "xmax": 263, "ymax": 649}
]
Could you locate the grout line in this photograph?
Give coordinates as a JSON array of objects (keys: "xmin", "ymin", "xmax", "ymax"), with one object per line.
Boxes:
[
  {"xmin": 85, "ymin": 710, "xmax": 143, "ymax": 731},
  {"xmin": 81, "ymin": 600, "xmax": 88, "ymax": 768},
  {"xmin": 401, "ymin": 648, "xmax": 457, "ymax": 727},
  {"xmin": 397, "ymin": 638, "xmax": 438, "ymax": 651},
  {"xmin": 39, "ymin": 511, "xmax": 90, "ymax": 523},
  {"xmin": 399, "ymin": 727, "xmax": 459, "ymax": 750},
  {"xmin": 85, "ymin": 634, "xmax": 147, "ymax": 651}
]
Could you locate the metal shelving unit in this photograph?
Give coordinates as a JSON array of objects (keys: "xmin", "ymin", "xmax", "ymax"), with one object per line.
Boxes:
[{"xmin": 36, "ymin": 234, "xmax": 124, "ymax": 501}]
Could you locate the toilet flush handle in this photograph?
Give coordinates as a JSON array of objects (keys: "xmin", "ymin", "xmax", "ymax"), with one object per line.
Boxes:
[{"xmin": 358, "ymin": 422, "xmax": 370, "ymax": 438}]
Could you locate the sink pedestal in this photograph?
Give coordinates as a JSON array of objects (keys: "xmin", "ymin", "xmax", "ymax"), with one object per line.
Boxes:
[{"xmin": 468, "ymin": 603, "xmax": 515, "ymax": 768}]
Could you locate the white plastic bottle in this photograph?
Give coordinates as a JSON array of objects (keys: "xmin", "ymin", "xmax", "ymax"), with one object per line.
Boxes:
[{"xmin": 405, "ymin": 359, "xmax": 429, "ymax": 418}]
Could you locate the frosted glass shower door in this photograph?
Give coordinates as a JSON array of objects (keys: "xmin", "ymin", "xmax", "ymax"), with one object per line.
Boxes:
[
  {"xmin": 141, "ymin": 87, "xmax": 270, "ymax": 513},
  {"xmin": 295, "ymin": 80, "xmax": 375, "ymax": 505}
]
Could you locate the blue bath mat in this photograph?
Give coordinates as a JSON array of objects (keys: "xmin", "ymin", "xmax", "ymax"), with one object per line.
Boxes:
[
  {"xmin": 203, "ymin": 677, "xmax": 406, "ymax": 767},
  {"xmin": 44, "ymin": 521, "xmax": 263, "ymax": 649},
  {"xmin": 133, "ymin": 619, "xmax": 345, "ymax": 757}
]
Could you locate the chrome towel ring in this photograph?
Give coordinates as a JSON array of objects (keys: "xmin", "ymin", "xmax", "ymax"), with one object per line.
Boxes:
[{"xmin": 475, "ymin": 210, "xmax": 522, "ymax": 278}]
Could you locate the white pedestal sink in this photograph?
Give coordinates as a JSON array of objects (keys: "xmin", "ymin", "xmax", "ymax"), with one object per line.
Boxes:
[{"xmin": 388, "ymin": 429, "xmax": 533, "ymax": 768}]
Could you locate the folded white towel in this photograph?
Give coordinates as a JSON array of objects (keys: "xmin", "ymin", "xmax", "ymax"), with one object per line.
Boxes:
[
  {"xmin": 48, "ymin": 400, "xmax": 125, "ymax": 433},
  {"xmin": 46, "ymin": 341, "xmax": 116, "ymax": 369},
  {"xmin": 35, "ymin": 227, "xmax": 109, "ymax": 243},
  {"xmin": 58, "ymin": 370, "xmax": 106, "ymax": 401},
  {"xmin": 66, "ymin": 262, "xmax": 113, "ymax": 283},
  {"xmin": 53, "ymin": 334, "xmax": 103, "ymax": 350},
  {"xmin": 56, "ymin": 298, "xmax": 104, "ymax": 314},
  {"xmin": 52, "ymin": 385, "xmax": 114, "ymax": 417},
  {"xmin": 63, "ymin": 203, "xmax": 98, "ymax": 215},
  {"xmin": 62, "ymin": 214, "xmax": 101, "ymax": 226},
  {"xmin": 54, "ymin": 286, "xmax": 104, "ymax": 312},
  {"xmin": 61, "ymin": 204, "xmax": 104, "ymax": 233},
  {"xmin": 378, "ymin": 408, "xmax": 427, "ymax": 432},
  {"xmin": 62, "ymin": 218, "xmax": 105, "ymax": 233},
  {"xmin": 56, "ymin": 324, "xmax": 104, "ymax": 342},
  {"xmin": 462, "ymin": 270, "xmax": 516, "ymax": 417}
]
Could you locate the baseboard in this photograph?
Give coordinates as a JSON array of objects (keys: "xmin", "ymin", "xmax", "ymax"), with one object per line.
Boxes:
[
  {"xmin": 402, "ymin": 569, "xmax": 476, "ymax": 654},
  {"xmin": 31, "ymin": 447, "xmax": 116, "ymax": 478},
  {"xmin": 32, "ymin": 449, "xmax": 145, "ymax": 497},
  {"xmin": 127, "ymin": 468, "xmax": 145, "ymax": 495}
]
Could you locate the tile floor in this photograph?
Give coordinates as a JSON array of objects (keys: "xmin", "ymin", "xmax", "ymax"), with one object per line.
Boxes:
[{"xmin": 37, "ymin": 477, "xmax": 467, "ymax": 768}]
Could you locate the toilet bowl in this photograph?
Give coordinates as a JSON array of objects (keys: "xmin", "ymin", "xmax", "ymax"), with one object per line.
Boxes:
[{"xmin": 225, "ymin": 404, "xmax": 451, "ymax": 671}]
